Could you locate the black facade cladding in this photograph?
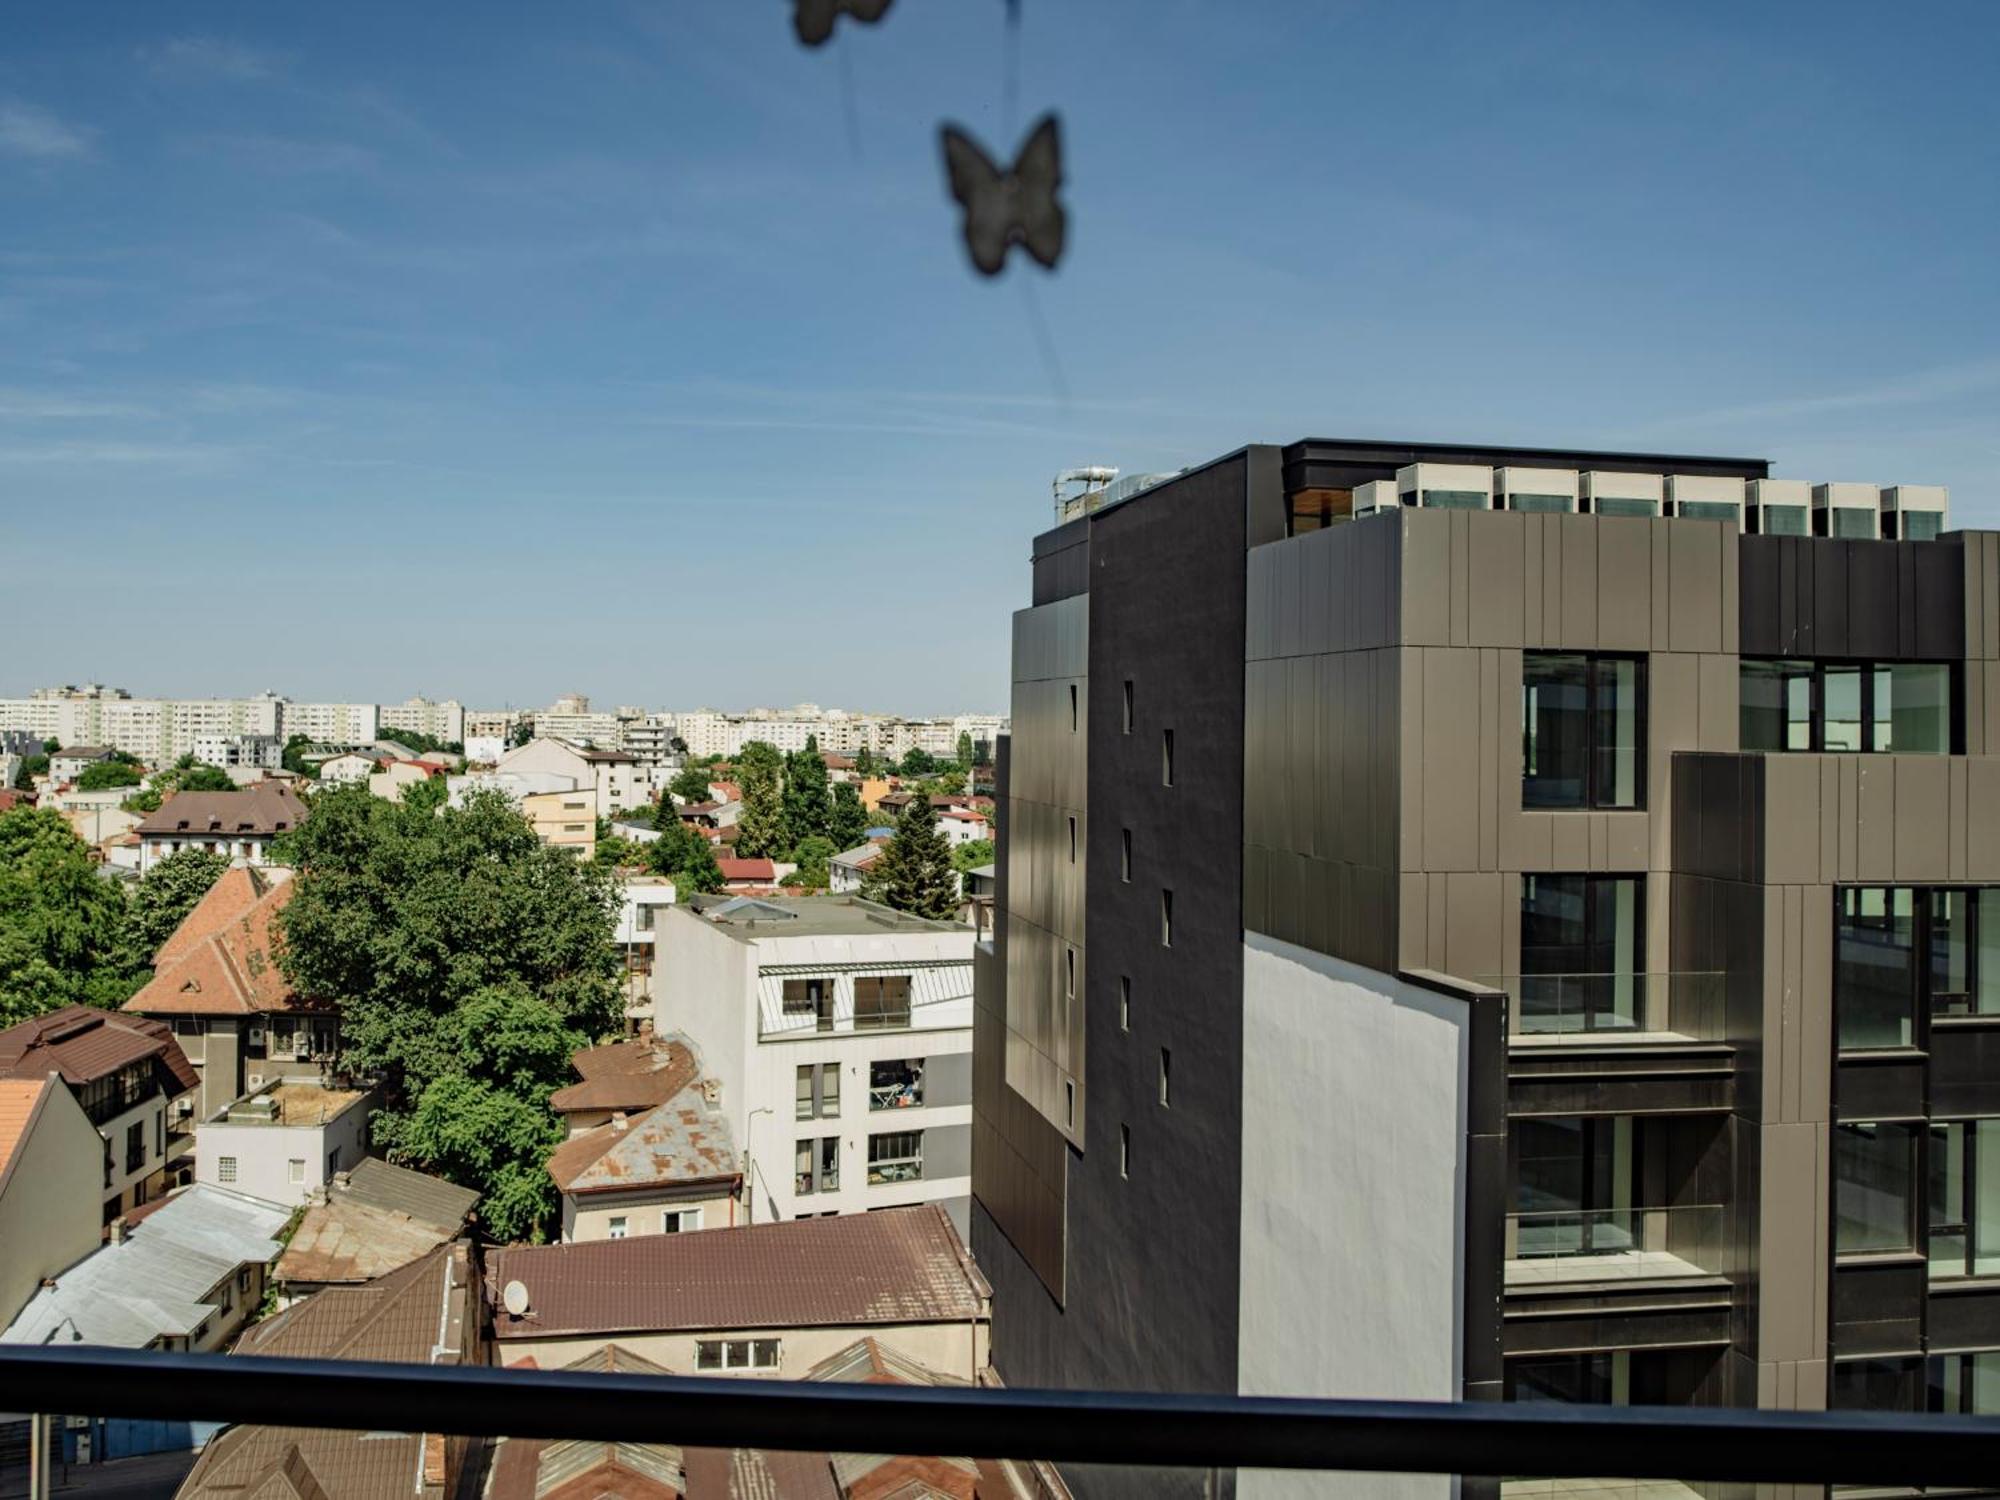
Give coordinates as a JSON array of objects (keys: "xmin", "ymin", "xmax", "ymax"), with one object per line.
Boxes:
[
  {"xmin": 975, "ymin": 456, "xmax": 1254, "ymax": 1500},
  {"xmin": 1737, "ymin": 533, "xmax": 1965, "ymax": 662}
]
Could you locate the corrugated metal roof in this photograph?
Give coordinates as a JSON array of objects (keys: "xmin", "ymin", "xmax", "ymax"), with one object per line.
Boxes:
[
  {"xmin": 340, "ymin": 1157, "xmax": 478, "ymax": 1232},
  {"xmin": 1, "ymin": 1184, "xmax": 289, "ymax": 1347},
  {"xmin": 546, "ymin": 1096, "xmax": 738, "ymax": 1196},
  {"xmin": 486, "ymin": 1204, "xmax": 988, "ymax": 1342}
]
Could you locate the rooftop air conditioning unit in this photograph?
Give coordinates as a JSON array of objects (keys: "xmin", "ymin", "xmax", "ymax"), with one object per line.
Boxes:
[
  {"xmin": 1581, "ymin": 471, "xmax": 1664, "ymax": 518},
  {"xmin": 1814, "ymin": 483, "xmax": 1880, "ymax": 539},
  {"xmin": 1351, "ymin": 480, "xmax": 1399, "ymax": 518},
  {"xmin": 1665, "ymin": 475, "xmax": 1746, "ymax": 525},
  {"xmin": 1493, "ymin": 467, "xmax": 1578, "ymax": 514},
  {"xmin": 1881, "ymin": 485, "xmax": 1948, "ymax": 541},
  {"xmin": 1395, "ymin": 464, "xmax": 1493, "ymax": 511},
  {"xmin": 1746, "ymin": 479, "xmax": 1810, "ymax": 536}
]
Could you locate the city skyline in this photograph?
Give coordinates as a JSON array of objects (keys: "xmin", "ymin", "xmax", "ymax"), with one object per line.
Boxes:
[{"xmin": 4, "ymin": 1, "xmax": 1996, "ymax": 707}]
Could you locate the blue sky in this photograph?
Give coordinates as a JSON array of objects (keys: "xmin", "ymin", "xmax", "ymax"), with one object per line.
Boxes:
[{"xmin": 2, "ymin": 1, "xmax": 1996, "ymax": 712}]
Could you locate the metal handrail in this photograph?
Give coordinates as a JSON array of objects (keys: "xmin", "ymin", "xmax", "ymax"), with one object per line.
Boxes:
[{"xmin": 1, "ymin": 1347, "xmax": 1998, "ymax": 1485}]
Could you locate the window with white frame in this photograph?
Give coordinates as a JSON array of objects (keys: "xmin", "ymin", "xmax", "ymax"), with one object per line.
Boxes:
[
  {"xmin": 607, "ymin": 1216, "xmax": 628, "ymax": 1239},
  {"xmin": 287, "ymin": 1158, "xmax": 305, "ymax": 1185},
  {"xmin": 695, "ymin": 1338, "xmax": 779, "ymax": 1372},
  {"xmin": 662, "ymin": 1208, "xmax": 703, "ymax": 1234}
]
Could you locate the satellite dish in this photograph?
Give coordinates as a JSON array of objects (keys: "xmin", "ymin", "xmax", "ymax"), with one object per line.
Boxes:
[{"xmin": 502, "ymin": 1280, "xmax": 530, "ymax": 1318}]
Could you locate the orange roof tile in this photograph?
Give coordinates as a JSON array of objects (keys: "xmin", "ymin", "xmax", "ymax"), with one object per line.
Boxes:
[
  {"xmin": 153, "ymin": 865, "xmax": 271, "ymax": 969},
  {"xmin": 0, "ymin": 1078, "xmax": 47, "ymax": 1176},
  {"xmin": 124, "ymin": 869, "xmax": 321, "ymax": 1018}
]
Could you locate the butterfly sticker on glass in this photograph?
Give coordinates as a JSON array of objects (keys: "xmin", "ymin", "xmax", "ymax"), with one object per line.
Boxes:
[
  {"xmin": 794, "ymin": 0, "xmax": 894, "ymax": 48},
  {"xmin": 939, "ymin": 112, "xmax": 1066, "ymax": 277}
]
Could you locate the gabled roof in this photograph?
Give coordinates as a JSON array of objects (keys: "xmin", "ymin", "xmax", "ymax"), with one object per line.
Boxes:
[
  {"xmin": 546, "ymin": 1095, "xmax": 738, "ymax": 1196},
  {"xmin": 716, "ymin": 857, "xmax": 776, "ymax": 882},
  {"xmin": 340, "ymin": 1157, "xmax": 478, "ymax": 1231},
  {"xmin": 272, "ymin": 1161, "xmax": 478, "ymax": 1288},
  {"xmin": 235, "ymin": 1242, "xmax": 469, "ymax": 1364},
  {"xmin": 134, "ymin": 783, "xmax": 307, "ymax": 838},
  {"xmin": 125, "ymin": 868, "xmax": 319, "ymax": 1018},
  {"xmin": 0, "ymin": 1005, "xmax": 199, "ymax": 1094},
  {"xmin": 486, "ymin": 1204, "xmax": 988, "ymax": 1342},
  {"xmin": 1, "ymin": 1185, "xmax": 289, "ymax": 1347},
  {"xmin": 830, "ymin": 843, "xmax": 884, "ymax": 870}
]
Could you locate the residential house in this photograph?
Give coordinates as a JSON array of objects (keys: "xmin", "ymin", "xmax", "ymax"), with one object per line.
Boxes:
[
  {"xmin": 521, "ymin": 788, "xmax": 596, "ymax": 859},
  {"xmin": 0, "ymin": 1077, "xmax": 104, "ymax": 1329},
  {"xmin": 499, "ymin": 736, "xmax": 646, "ymax": 816},
  {"xmin": 62, "ymin": 803, "xmax": 141, "ymax": 853},
  {"xmin": 2, "ymin": 1183, "xmax": 289, "ymax": 1353},
  {"xmin": 271, "ymin": 1157, "xmax": 477, "ymax": 1301},
  {"xmin": 715, "ymin": 857, "xmax": 785, "ymax": 892},
  {"xmin": 195, "ymin": 1080, "xmax": 372, "ymax": 1208},
  {"xmin": 549, "ymin": 1072, "xmax": 740, "ymax": 1244},
  {"xmin": 48, "ymin": 746, "xmax": 114, "ymax": 784},
  {"xmin": 656, "ymin": 895, "xmax": 973, "ymax": 1231},
  {"xmin": 315, "ymin": 751, "xmax": 376, "ymax": 785},
  {"xmin": 0, "ymin": 1005, "xmax": 199, "ymax": 1220},
  {"xmin": 551, "ymin": 1036, "xmax": 700, "ymax": 1137},
  {"xmin": 484, "ymin": 1341, "xmax": 1069, "ymax": 1500},
  {"xmin": 486, "ymin": 1203, "xmax": 989, "ymax": 1376},
  {"xmin": 675, "ymin": 799, "xmax": 740, "ymax": 831},
  {"xmin": 829, "ymin": 842, "xmax": 884, "ymax": 894},
  {"xmin": 174, "ymin": 1243, "xmax": 478, "ymax": 1500},
  {"xmin": 0, "ymin": 754, "xmax": 21, "ymax": 795},
  {"xmin": 133, "ymin": 784, "xmax": 306, "ymax": 874},
  {"xmin": 43, "ymin": 783, "xmax": 133, "ymax": 817},
  {"xmin": 614, "ymin": 875, "xmax": 677, "ymax": 1027},
  {"xmin": 191, "ymin": 734, "xmax": 282, "ymax": 771},
  {"xmin": 124, "ymin": 865, "xmax": 340, "ymax": 1121},
  {"xmin": 367, "ymin": 757, "xmax": 449, "ymax": 801},
  {"xmin": 937, "ymin": 806, "xmax": 991, "ymax": 848}
]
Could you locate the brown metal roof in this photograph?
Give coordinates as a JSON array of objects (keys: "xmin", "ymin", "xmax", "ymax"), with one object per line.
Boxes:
[
  {"xmin": 486, "ymin": 1204, "xmax": 988, "ymax": 1342},
  {"xmin": 273, "ymin": 1160, "xmax": 476, "ymax": 1287},
  {"xmin": 0, "ymin": 1005, "xmax": 198, "ymax": 1093},
  {"xmin": 546, "ymin": 1096, "xmax": 739, "ymax": 1196},
  {"xmin": 133, "ymin": 782, "xmax": 307, "ymax": 837},
  {"xmin": 340, "ymin": 1156, "xmax": 479, "ymax": 1231},
  {"xmin": 550, "ymin": 1037, "xmax": 698, "ymax": 1116}
]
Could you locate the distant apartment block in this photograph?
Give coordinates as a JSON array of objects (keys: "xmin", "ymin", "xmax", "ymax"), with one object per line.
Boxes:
[
  {"xmin": 283, "ymin": 701, "xmax": 380, "ymax": 746},
  {"xmin": 659, "ymin": 895, "xmax": 974, "ymax": 1233},
  {"xmin": 378, "ymin": 695, "xmax": 466, "ymax": 745},
  {"xmin": 973, "ymin": 437, "xmax": 1987, "ymax": 1500}
]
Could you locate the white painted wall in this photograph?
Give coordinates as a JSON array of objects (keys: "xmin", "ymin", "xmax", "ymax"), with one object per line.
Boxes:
[
  {"xmin": 1237, "ymin": 932, "xmax": 1469, "ymax": 1500},
  {"xmin": 195, "ymin": 1097, "xmax": 371, "ymax": 1208}
]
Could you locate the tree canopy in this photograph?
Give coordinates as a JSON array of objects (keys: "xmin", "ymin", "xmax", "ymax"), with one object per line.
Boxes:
[
  {"xmin": 274, "ymin": 784, "xmax": 622, "ymax": 1241},
  {"xmin": 644, "ymin": 817, "xmax": 723, "ymax": 896},
  {"xmin": 75, "ymin": 760, "xmax": 143, "ymax": 792},
  {"xmin": 863, "ymin": 796, "xmax": 959, "ymax": 921},
  {"xmin": 828, "ymin": 781, "xmax": 869, "ymax": 851},
  {"xmin": 0, "ymin": 808, "xmax": 144, "ymax": 1024},
  {"xmin": 122, "ymin": 848, "xmax": 230, "ymax": 970},
  {"xmin": 782, "ymin": 742, "xmax": 830, "ymax": 848},
  {"xmin": 125, "ymin": 758, "xmax": 237, "ymax": 814},
  {"xmin": 733, "ymin": 741, "xmax": 786, "ymax": 858},
  {"xmin": 781, "ymin": 835, "xmax": 835, "ymax": 891},
  {"xmin": 666, "ymin": 762, "xmax": 716, "ymax": 805},
  {"xmin": 950, "ymin": 837, "xmax": 994, "ymax": 874}
]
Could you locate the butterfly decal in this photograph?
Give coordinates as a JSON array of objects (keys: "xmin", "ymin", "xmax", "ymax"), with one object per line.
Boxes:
[
  {"xmin": 794, "ymin": 0, "xmax": 894, "ymax": 48},
  {"xmin": 939, "ymin": 112, "xmax": 1066, "ymax": 276}
]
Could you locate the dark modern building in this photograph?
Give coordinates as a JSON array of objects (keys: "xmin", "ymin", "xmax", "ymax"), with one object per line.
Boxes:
[{"xmin": 970, "ymin": 440, "xmax": 1995, "ymax": 1499}]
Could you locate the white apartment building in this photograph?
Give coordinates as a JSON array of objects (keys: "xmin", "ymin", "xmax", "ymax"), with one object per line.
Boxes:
[
  {"xmin": 192, "ymin": 734, "xmax": 282, "ymax": 770},
  {"xmin": 497, "ymin": 737, "xmax": 646, "ymax": 816},
  {"xmin": 668, "ymin": 707, "xmax": 1008, "ymax": 762},
  {"xmin": 378, "ymin": 696, "xmax": 465, "ymax": 745},
  {"xmin": 0, "ymin": 685, "xmax": 130, "ymax": 749},
  {"xmin": 656, "ymin": 895, "xmax": 974, "ymax": 1236},
  {"xmin": 284, "ymin": 702, "xmax": 379, "ymax": 746}
]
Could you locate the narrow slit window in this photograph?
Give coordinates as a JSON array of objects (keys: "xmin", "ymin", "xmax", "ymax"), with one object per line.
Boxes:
[
  {"xmin": 1123, "ymin": 680, "xmax": 1134, "ymax": 733},
  {"xmin": 1161, "ymin": 888, "xmax": 1173, "ymax": 948},
  {"xmin": 1121, "ymin": 828, "xmax": 1132, "ymax": 882},
  {"xmin": 1119, "ymin": 975, "xmax": 1130, "ymax": 1031},
  {"xmin": 1120, "ymin": 1124, "xmax": 1131, "ymax": 1178},
  {"xmin": 1068, "ymin": 815, "xmax": 1077, "ymax": 863},
  {"xmin": 1069, "ymin": 684, "xmax": 1078, "ymax": 732},
  {"xmin": 1159, "ymin": 1048, "xmax": 1171, "ymax": 1107},
  {"xmin": 1065, "ymin": 946, "xmax": 1076, "ymax": 999},
  {"xmin": 1064, "ymin": 1079, "xmax": 1075, "ymax": 1128},
  {"xmin": 1162, "ymin": 729, "xmax": 1175, "ymax": 786}
]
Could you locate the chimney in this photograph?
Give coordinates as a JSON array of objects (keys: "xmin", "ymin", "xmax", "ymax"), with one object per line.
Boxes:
[
  {"xmin": 107, "ymin": 1217, "xmax": 129, "ymax": 1246},
  {"xmin": 611, "ymin": 1111, "xmax": 629, "ymax": 1133},
  {"xmin": 699, "ymin": 1078, "xmax": 721, "ymax": 1107}
]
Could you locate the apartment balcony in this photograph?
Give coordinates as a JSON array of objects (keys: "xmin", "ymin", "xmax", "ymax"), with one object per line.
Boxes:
[
  {"xmin": 1505, "ymin": 1206, "xmax": 1726, "ymax": 1289},
  {"xmin": 1494, "ymin": 975, "xmax": 1736, "ymax": 1118}
]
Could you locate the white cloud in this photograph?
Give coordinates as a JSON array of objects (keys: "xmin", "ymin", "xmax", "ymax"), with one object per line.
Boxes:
[
  {"xmin": 148, "ymin": 37, "xmax": 281, "ymax": 80},
  {"xmin": 0, "ymin": 101, "xmax": 91, "ymax": 160}
]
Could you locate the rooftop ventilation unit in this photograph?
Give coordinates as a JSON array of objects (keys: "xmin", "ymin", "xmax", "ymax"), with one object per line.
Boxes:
[
  {"xmin": 1052, "ymin": 466, "xmax": 1118, "ymax": 524},
  {"xmin": 1494, "ymin": 467, "xmax": 1579, "ymax": 514},
  {"xmin": 1814, "ymin": 483, "xmax": 1880, "ymax": 539},
  {"xmin": 1666, "ymin": 475, "xmax": 1746, "ymax": 525},
  {"xmin": 1395, "ymin": 463, "xmax": 1493, "ymax": 511},
  {"xmin": 1747, "ymin": 479, "xmax": 1810, "ymax": 536},
  {"xmin": 1351, "ymin": 480, "xmax": 1399, "ymax": 518},
  {"xmin": 1881, "ymin": 485, "xmax": 1948, "ymax": 541},
  {"xmin": 1582, "ymin": 471, "xmax": 1664, "ymax": 518}
]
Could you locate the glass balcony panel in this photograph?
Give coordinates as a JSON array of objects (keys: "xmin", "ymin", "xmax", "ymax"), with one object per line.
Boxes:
[
  {"xmin": 1504, "ymin": 1205, "xmax": 1724, "ymax": 1284},
  {"xmin": 1488, "ymin": 973, "xmax": 1723, "ymax": 1039}
]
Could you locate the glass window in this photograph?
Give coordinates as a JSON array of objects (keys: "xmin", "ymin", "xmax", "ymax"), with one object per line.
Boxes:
[
  {"xmin": 820, "ymin": 1061, "xmax": 839, "ymax": 1116},
  {"xmin": 782, "ymin": 978, "xmax": 833, "ymax": 1031},
  {"xmin": 1506, "ymin": 492, "xmax": 1573, "ymax": 514},
  {"xmin": 1930, "ymin": 1351, "xmax": 2000, "ymax": 1414},
  {"xmin": 1762, "ymin": 504, "xmax": 1810, "ymax": 536},
  {"xmin": 1903, "ymin": 511, "xmax": 1944, "ymax": 543},
  {"xmin": 794, "ymin": 1139, "xmax": 814, "ymax": 1195},
  {"xmin": 819, "ymin": 1136, "xmax": 839, "ymax": 1193},
  {"xmin": 1832, "ymin": 1356, "xmax": 1923, "ymax": 1412},
  {"xmin": 1876, "ymin": 664, "xmax": 1950, "ymax": 753},
  {"xmin": 869, "ymin": 1058, "xmax": 924, "ymax": 1111},
  {"xmin": 1593, "ymin": 497, "xmax": 1658, "ymax": 518},
  {"xmin": 1835, "ymin": 1121, "xmax": 1918, "ymax": 1255},
  {"xmin": 1830, "ymin": 507, "xmax": 1879, "ymax": 540},
  {"xmin": 1929, "ymin": 1120, "xmax": 2000, "ymax": 1280},
  {"xmin": 853, "ymin": 975, "xmax": 910, "ymax": 1029},
  {"xmin": 607, "ymin": 1216, "xmax": 627, "ymax": 1239},
  {"xmin": 1519, "ymin": 873, "xmax": 1646, "ymax": 1033},
  {"xmin": 1522, "ymin": 654, "xmax": 1644, "ymax": 810},
  {"xmin": 1676, "ymin": 500, "xmax": 1740, "ymax": 523},
  {"xmin": 1511, "ymin": 1116, "xmax": 1635, "ymax": 1258},
  {"xmin": 1418, "ymin": 488, "xmax": 1488, "ymax": 510},
  {"xmin": 1823, "ymin": 665, "xmax": 1865, "ymax": 751},
  {"xmin": 1740, "ymin": 660, "xmax": 1814, "ymax": 751},
  {"xmin": 1927, "ymin": 889, "xmax": 2000, "ymax": 1016},
  {"xmin": 1506, "ymin": 1352, "xmax": 1623, "ymax": 1405},
  {"xmin": 867, "ymin": 1130, "xmax": 923, "ymax": 1185},
  {"xmin": 795, "ymin": 1065, "xmax": 815, "ymax": 1121},
  {"xmin": 1837, "ymin": 888, "xmax": 1916, "ymax": 1049}
]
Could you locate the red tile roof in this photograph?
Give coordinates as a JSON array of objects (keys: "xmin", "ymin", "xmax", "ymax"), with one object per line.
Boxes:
[
  {"xmin": 0, "ymin": 1078, "xmax": 48, "ymax": 1177},
  {"xmin": 124, "ymin": 868, "xmax": 319, "ymax": 1018},
  {"xmin": 486, "ymin": 1204, "xmax": 988, "ymax": 1342},
  {"xmin": 716, "ymin": 857, "xmax": 776, "ymax": 882},
  {"xmin": 0, "ymin": 1005, "xmax": 199, "ymax": 1093}
]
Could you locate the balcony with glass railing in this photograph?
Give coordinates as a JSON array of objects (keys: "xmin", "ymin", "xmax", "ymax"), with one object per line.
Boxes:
[
  {"xmin": 1483, "ymin": 973, "xmax": 1726, "ymax": 1041},
  {"xmin": 1505, "ymin": 1205, "xmax": 1726, "ymax": 1287}
]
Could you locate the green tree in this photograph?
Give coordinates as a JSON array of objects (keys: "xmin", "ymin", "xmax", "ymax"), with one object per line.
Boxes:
[
  {"xmin": 667, "ymin": 762, "xmax": 716, "ymax": 804},
  {"xmin": 956, "ymin": 731, "xmax": 974, "ymax": 769},
  {"xmin": 75, "ymin": 760, "xmax": 143, "ymax": 792},
  {"xmin": 281, "ymin": 734, "xmax": 320, "ymax": 778},
  {"xmin": 950, "ymin": 837, "xmax": 994, "ymax": 874},
  {"xmin": 0, "ymin": 807, "xmax": 143, "ymax": 1024},
  {"xmin": 863, "ymin": 796, "xmax": 958, "ymax": 920},
  {"xmin": 12, "ymin": 755, "xmax": 48, "ymax": 791},
  {"xmin": 734, "ymin": 741, "xmax": 786, "ymax": 859},
  {"xmin": 506, "ymin": 720, "xmax": 534, "ymax": 749},
  {"xmin": 122, "ymin": 848, "xmax": 230, "ymax": 969},
  {"xmin": 855, "ymin": 746, "xmax": 876, "ymax": 777},
  {"xmin": 40, "ymin": 739, "xmax": 58, "ymax": 755},
  {"xmin": 828, "ymin": 781, "xmax": 869, "ymax": 851},
  {"xmin": 123, "ymin": 758, "xmax": 236, "ymax": 815},
  {"xmin": 275, "ymin": 784, "xmax": 622, "ymax": 1242},
  {"xmin": 782, "ymin": 738, "xmax": 830, "ymax": 848},
  {"xmin": 899, "ymin": 747, "xmax": 938, "ymax": 777},
  {"xmin": 781, "ymin": 835, "xmax": 835, "ymax": 891},
  {"xmin": 643, "ymin": 818, "xmax": 723, "ymax": 895}
]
